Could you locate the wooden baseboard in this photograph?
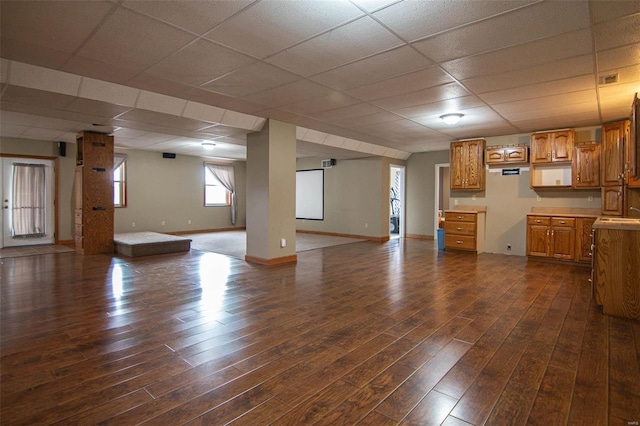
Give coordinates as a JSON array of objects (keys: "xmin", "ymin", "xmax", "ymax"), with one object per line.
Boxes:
[
  {"xmin": 405, "ymin": 233, "xmax": 435, "ymax": 240},
  {"xmin": 244, "ymin": 254, "xmax": 297, "ymax": 265},
  {"xmin": 296, "ymin": 229, "xmax": 389, "ymax": 243},
  {"xmin": 169, "ymin": 227, "xmax": 245, "ymax": 236},
  {"xmin": 57, "ymin": 239, "xmax": 75, "ymax": 247}
]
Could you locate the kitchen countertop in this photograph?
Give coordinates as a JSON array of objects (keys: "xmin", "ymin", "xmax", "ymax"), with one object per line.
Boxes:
[
  {"xmin": 593, "ymin": 217, "xmax": 640, "ymax": 231},
  {"xmin": 445, "ymin": 205, "xmax": 487, "ymax": 213},
  {"xmin": 527, "ymin": 207, "xmax": 601, "ymax": 218}
]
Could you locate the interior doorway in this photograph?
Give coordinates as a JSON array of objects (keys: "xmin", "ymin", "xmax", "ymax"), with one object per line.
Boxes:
[
  {"xmin": 2, "ymin": 157, "xmax": 55, "ymax": 248},
  {"xmin": 434, "ymin": 163, "xmax": 450, "ymax": 237},
  {"xmin": 390, "ymin": 165, "xmax": 405, "ymax": 238}
]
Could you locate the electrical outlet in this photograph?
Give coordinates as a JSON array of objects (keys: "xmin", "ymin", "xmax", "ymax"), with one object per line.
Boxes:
[
  {"xmin": 365, "ymin": 223, "xmax": 368, "ymax": 228},
  {"xmin": 507, "ymin": 244, "xmax": 511, "ymax": 250},
  {"xmin": 161, "ymin": 221, "xmax": 165, "ymax": 226},
  {"xmin": 588, "ymin": 196, "xmax": 594, "ymax": 202},
  {"xmin": 188, "ymin": 219, "xmax": 192, "ymax": 224},
  {"xmin": 537, "ymin": 195, "xmax": 542, "ymax": 202},
  {"xmin": 132, "ymin": 222, "xmax": 136, "ymax": 228},
  {"xmin": 471, "ymin": 195, "xmax": 476, "ymax": 201},
  {"xmin": 454, "ymin": 199, "xmax": 459, "ymax": 206},
  {"xmin": 280, "ymin": 238, "xmax": 286, "ymax": 248}
]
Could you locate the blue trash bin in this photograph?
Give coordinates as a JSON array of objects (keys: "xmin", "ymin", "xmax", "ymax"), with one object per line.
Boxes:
[{"xmin": 437, "ymin": 228, "xmax": 445, "ymax": 250}]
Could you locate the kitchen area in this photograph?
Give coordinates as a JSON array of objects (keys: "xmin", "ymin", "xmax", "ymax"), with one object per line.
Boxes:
[{"xmin": 442, "ymin": 94, "xmax": 640, "ymax": 321}]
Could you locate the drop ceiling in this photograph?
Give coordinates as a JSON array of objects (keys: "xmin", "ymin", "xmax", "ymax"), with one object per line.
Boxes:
[{"xmin": 1, "ymin": 0, "xmax": 639, "ymax": 161}]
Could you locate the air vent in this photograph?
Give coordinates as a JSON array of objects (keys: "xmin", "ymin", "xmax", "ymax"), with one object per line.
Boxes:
[{"xmin": 599, "ymin": 73, "xmax": 619, "ymax": 85}]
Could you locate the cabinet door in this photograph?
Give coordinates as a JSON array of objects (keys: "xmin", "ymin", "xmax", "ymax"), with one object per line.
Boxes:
[
  {"xmin": 485, "ymin": 147, "xmax": 504, "ymax": 164},
  {"xmin": 464, "ymin": 140, "xmax": 485, "ymax": 190},
  {"xmin": 504, "ymin": 146, "xmax": 528, "ymax": 163},
  {"xmin": 450, "ymin": 142, "xmax": 465, "ymax": 189},
  {"xmin": 527, "ymin": 225, "xmax": 549, "ymax": 257},
  {"xmin": 573, "ymin": 144, "xmax": 600, "ymax": 188},
  {"xmin": 531, "ymin": 133, "xmax": 551, "ymax": 164},
  {"xmin": 550, "ymin": 226, "xmax": 575, "ymax": 260},
  {"xmin": 551, "ymin": 131, "xmax": 573, "ymax": 162},
  {"xmin": 602, "ymin": 121, "xmax": 626, "ymax": 186},
  {"xmin": 576, "ymin": 217, "xmax": 595, "ymax": 263},
  {"xmin": 602, "ymin": 185, "xmax": 624, "ymax": 216}
]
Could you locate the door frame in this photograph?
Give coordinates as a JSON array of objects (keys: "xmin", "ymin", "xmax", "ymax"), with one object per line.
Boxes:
[
  {"xmin": 390, "ymin": 165, "xmax": 405, "ymax": 238},
  {"xmin": 434, "ymin": 162, "xmax": 450, "ymax": 236},
  {"xmin": 1, "ymin": 154, "xmax": 59, "ymax": 247}
]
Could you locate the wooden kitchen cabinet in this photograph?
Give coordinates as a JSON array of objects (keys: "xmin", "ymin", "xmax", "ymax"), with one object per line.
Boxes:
[
  {"xmin": 444, "ymin": 208, "xmax": 486, "ymax": 253},
  {"xmin": 530, "ymin": 130, "xmax": 574, "ymax": 164},
  {"xmin": 572, "ymin": 143, "xmax": 600, "ymax": 188},
  {"xmin": 526, "ymin": 214, "xmax": 596, "ymax": 263},
  {"xmin": 602, "ymin": 121, "xmax": 628, "ymax": 186},
  {"xmin": 75, "ymin": 131, "xmax": 114, "ymax": 255},
  {"xmin": 592, "ymin": 220, "xmax": 640, "ymax": 320},
  {"xmin": 450, "ymin": 139, "xmax": 485, "ymax": 190},
  {"xmin": 485, "ymin": 145, "xmax": 528, "ymax": 165}
]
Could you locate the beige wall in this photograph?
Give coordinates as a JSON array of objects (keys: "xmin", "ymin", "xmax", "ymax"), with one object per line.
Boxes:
[
  {"xmin": 296, "ymin": 156, "xmax": 406, "ymax": 238},
  {"xmin": 405, "ymin": 127, "xmax": 603, "ymax": 256},
  {"xmin": 1, "ymin": 137, "xmax": 246, "ymax": 241},
  {"xmin": 1, "ymin": 137, "xmax": 76, "ymax": 241},
  {"xmin": 113, "ymin": 149, "xmax": 246, "ymax": 234}
]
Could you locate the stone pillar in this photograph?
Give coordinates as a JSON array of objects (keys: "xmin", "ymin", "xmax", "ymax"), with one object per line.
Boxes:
[{"xmin": 245, "ymin": 119, "xmax": 297, "ymax": 265}]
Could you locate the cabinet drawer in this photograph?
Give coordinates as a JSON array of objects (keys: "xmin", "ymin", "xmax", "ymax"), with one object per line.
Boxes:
[
  {"xmin": 444, "ymin": 212, "xmax": 476, "ymax": 222},
  {"xmin": 527, "ymin": 216, "xmax": 550, "ymax": 225},
  {"xmin": 444, "ymin": 221, "xmax": 476, "ymax": 236},
  {"xmin": 445, "ymin": 234, "xmax": 476, "ymax": 251},
  {"xmin": 551, "ymin": 217, "xmax": 575, "ymax": 227}
]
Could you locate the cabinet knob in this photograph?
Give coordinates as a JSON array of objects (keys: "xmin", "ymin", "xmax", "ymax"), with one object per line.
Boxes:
[
  {"xmin": 456, "ymin": 227, "xmax": 463, "ymax": 231},
  {"xmin": 535, "ymin": 219, "xmax": 541, "ymax": 223},
  {"xmin": 560, "ymin": 221, "xmax": 565, "ymax": 224},
  {"xmin": 456, "ymin": 240, "xmax": 463, "ymax": 244}
]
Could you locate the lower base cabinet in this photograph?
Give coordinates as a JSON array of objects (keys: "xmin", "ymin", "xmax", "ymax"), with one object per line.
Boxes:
[
  {"xmin": 526, "ymin": 214, "xmax": 596, "ymax": 263},
  {"xmin": 444, "ymin": 210, "xmax": 486, "ymax": 253}
]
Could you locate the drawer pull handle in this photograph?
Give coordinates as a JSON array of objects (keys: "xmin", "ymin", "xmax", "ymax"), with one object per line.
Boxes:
[
  {"xmin": 457, "ymin": 216, "xmax": 463, "ymax": 219},
  {"xmin": 456, "ymin": 240, "xmax": 463, "ymax": 244},
  {"xmin": 535, "ymin": 219, "xmax": 541, "ymax": 223},
  {"xmin": 560, "ymin": 221, "xmax": 565, "ymax": 224},
  {"xmin": 456, "ymin": 227, "xmax": 463, "ymax": 231},
  {"xmin": 588, "ymin": 279, "xmax": 592, "ymax": 283}
]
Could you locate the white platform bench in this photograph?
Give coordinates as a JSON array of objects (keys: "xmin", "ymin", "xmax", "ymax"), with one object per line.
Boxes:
[{"xmin": 114, "ymin": 232, "xmax": 191, "ymax": 257}]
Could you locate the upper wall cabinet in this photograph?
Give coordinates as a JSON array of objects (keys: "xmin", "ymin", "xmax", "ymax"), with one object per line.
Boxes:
[
  {"xmin": 485, "ymin": 145, "xmax": 528, "ymax": 165},
  {"xmin": 602, "ymin": 121, "xmax": 628, "ymax": 187},
  {"xmin": 451, "ymin": 139, "xmax": 485, "ymax": 191},
  {"xmin": 531, "ymin": 130, "xmax": 574, "ymax": 164},
  {"xmin": 573, "ymin": 142, "xmax": 600, "ymax": 189}
]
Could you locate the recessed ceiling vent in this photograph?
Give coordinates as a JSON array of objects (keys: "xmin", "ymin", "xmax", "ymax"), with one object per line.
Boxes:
[{"xmin": 599, "ymin": 73, "xmax": 619, "ymax": 85}]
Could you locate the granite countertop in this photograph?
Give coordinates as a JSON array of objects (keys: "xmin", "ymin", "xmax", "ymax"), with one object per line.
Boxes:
[
  {"xmin": 445, "ymin": 205, "xmax": 487, "ymax": 213},
  {"xmin": 527, "ymin": 207, "xmax": 601, "ymax": 218},
  {"xmin": 593, "ymin": 217, "xmax": 640, "ymax": 231}
]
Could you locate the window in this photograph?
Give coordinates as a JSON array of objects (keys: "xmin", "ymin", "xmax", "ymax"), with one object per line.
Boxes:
[
  {"xmin": 205, "ymin": 166, "xmax": 231, "ymax": 206},
  {"xmin": 114, "ymin": 156, "xmax": 126, "ymax": 207}
]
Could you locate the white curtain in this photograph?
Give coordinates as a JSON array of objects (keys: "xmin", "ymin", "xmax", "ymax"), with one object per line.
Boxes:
[
  {"xmin": 205, "ymin": 163, "xmax": 237, "ymax": 226},
  {"xmin": 11, "ymin": 163, "xmax": 46, "ymax": 238}
]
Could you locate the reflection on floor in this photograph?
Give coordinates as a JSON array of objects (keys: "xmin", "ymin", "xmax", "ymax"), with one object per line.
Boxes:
[{"xmin": 0, "ymin": 244, "xmax": 75, "ymax": 259}]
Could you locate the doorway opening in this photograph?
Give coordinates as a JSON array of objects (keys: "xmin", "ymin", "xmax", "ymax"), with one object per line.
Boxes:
[
  {"xmin": 434, "ymin": 163, "xmax": 450, "ymax": 240},
  {"xmin": 2, "ymin": 157, "xmax": 56, "ymax": 248},
  {"xmin": 390, "ymin": 165, "xmax": 405, "ymax": 239}
]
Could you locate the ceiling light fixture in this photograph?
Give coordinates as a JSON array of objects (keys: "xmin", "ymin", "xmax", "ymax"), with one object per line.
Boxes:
[
  {"xmin": 202, "ymin": 142, "xmax": 216, "ymax": 150},
  {"xmin": 440, "ymin": 113, "xmax": 464, "ymax": 125}
]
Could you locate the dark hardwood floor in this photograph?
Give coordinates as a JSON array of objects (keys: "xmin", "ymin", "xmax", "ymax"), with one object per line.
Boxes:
[{"xmin": 1, "ymin": 238, "xmax": 639, "ymax": 425}]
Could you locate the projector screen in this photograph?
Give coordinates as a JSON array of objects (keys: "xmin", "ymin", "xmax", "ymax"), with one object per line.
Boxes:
[{"xmin": 296, "ymin": 169, "xmax": 324, "ymax": 220}]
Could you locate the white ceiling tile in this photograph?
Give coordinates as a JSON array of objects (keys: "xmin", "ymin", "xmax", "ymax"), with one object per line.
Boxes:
[
  {"xmin": 280, "ymin": 92, "xmax": 361, "ymax": 115},
  {"xmin": 122, "ymin": 0, "xmax": 252, "ymax": 35},
  {"xmin": 266, "ymin": 16, "xmax": 403, "ymax": 76},
  {"xmin": 324, "ymin": 134, "xmax": 346, "ymax": 147},
  {"xmin": 113, "ymin": 128, "xmax": 149, "ymax": 139},
  {"xmin": 442, "ymin": 29, "xmax": 593, "ymax": 81},
  {"xmin": 0, "ymin": 123, "xmax": 27, "ymax": 138},
  {"xmin": 32, "ymin": 116, "xmax": 82, "ymax": 131},
  {"xmin": 116, "ymin": 109, "xmax": 209, "ymax": 132},
  {"xmin": 146, "ymin": 39, "xmax": 255, "ymax": 87},
  {"xmin": 589, "ymin": 0, "xmax": 640, "ymax": 24},
  {"xmin": 332, "ymin": 111, "xmax": 402, "ymax": 129},
  {"xmin": 599, "ymin": 79, "xmax": 640, "ymax": 106},
  {"xmin": 136, "ymin": 91, "xmax": 187, "ymax": 116},
  {"xmin": 20, "ymin": 127, "xmax": 67, "ymax": 140},
  {"xmin": 301, "ymin": 129, "xmax": 329, "ymax": 144},
  {"xmin": 0, "ymin": 110, "xmax": 40, "ymax": 126},
  {"xmin": 462, "ymin": 54, "xmax": 594, "ymax": 93},
  {"xmin": 204, "ymin": 0, "xmax": 364, "ymax": 58},
  {"xmin": 351, "ymin": 0, "xmax": 402, "ymax": 13},
  {"xmin": 312, "ymin": 102, "xmax": 385, "ymax": 122},
  {"xmin": 61, "ymin": 55, "xmax": 140, "ymax": 84},
  {"xmin": 125, "ymin": 73, "xmax": 192, "ymax": 97},
  {"xmin": 342, "ymin": 138, "xmax": 363, "ymax": 151},
  {"xmin": 182, "ymin": 102, "xmax": 225, "ymax": 124},
  {"xmin": 412, "ymin": 1, "xmax": 590, "ymax": 63},
  {"xmin": 1, "ymin": 86, "xmax": 76, "ymax": 110},
  {"xmin": 372, "ymin": 82, "xmax": 471, "ymax": 110},
  {"xmin": 372, "ymin": 0, "xmax": 537, "ymax": 42},
  {"xmin": 64, "ymin": 98, "xmax": 133, "ymax": 119},
  {"xmin": 479, "ymin": 75, "xmax": 595, "ymax": 104},
  {"xmin": 76, "ymin": 7, "xmax": 196, "ymax": 72},
  {"xmin": 391, "ymin": 96, "xmax": 485, "ymax": 119},
  {"xmin": 597, "ymin": 44, "xmax": 640, "ymax": 72},
  {"xmin": 296, "ymin": 127, "xmax": 309, "ymax": 139},
  {"xmin": 504, "ymin": 100, "xmax": 599, "ymax": 122},
  {"xmin": 78, "ymin": 77, "xmax": 139, "ymax": 107},
  {"xmin": 492, "ymin": 90, "xmax": 597, "ymax": 116},
  {"xmin": 220, "ymin": 110, "xmax": 259, "ymax": 130},
  {"xmin": 345, "ymin": 66, "xmax": 454, "ymax": 101},
  {"xmin": 202, "ymin": 62, "xmax": 299, "ymax": 98},
  {"xmin": 243, "ymin": 80, "xmax": 335, "ymax": 108},
  {"xmin": 594, "ymin": 13, "xmax": 640, "ymax": 51},
  {"xmin": 311, "ymin": 46, "xmax": 433, "ymax": 90},
  {"xmin": 0, "ymin": 1, "xmax": 115, "ymax": 53},
  {"xmin": 9, "ymin": 62, "xmax": 81, "ymax": 97}
]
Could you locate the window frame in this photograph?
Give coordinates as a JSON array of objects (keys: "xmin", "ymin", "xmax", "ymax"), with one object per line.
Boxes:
[
  {"xmin": 204, "ymin": 163, "xmax": 231, "ymax": 207},
  {"xmin": 114, "ymin": 158, "xmax": 126, "ymax": 208}
]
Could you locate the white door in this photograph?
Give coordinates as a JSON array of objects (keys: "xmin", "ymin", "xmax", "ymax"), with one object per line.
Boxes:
[{"xmin": 2, "ymin": 157, "xmax": 55, "ymax": 247}]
